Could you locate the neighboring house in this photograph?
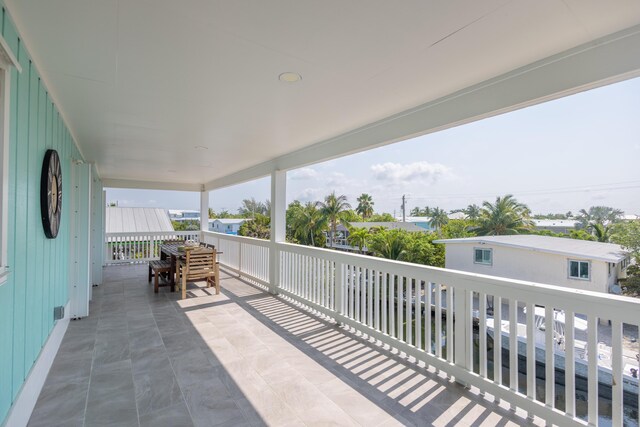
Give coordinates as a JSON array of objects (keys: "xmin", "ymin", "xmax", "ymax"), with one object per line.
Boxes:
[
  {"xmin": 448, "ymin": 212, "xmax": 467, "ymax": 220},
  {"xmin": 168, "ymin": 209, "xmax": 201, "ymax": 221},
  {"xmin": 532, "ymin": 219, "xmax": 580, "ymax": 234},
  {"xmin": 328, "ymin": 221, "xmax": 426, "ymax": 250},
  {"xmin": 105, "ymin": 207, "xmax": 175, "ymax": 261},
  {"xmin": 393, "ymin": 216, "xmax": 434, "ymax": 231},
  {"xmin": 434, "ymin": 235, "xmax": 630, "ymax": 294},
  {"xmin": 106, "ymin": 207, "xmax": 174, "ymax": 233},
  {"xmin": 209, "ymin": 218, "xmax": 249, "ymax": 235}
]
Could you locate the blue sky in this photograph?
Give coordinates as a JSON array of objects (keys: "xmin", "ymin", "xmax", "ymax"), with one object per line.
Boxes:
[{"xmin": 107, "ymin": 77, "xmax": 640, "ymax": 216}]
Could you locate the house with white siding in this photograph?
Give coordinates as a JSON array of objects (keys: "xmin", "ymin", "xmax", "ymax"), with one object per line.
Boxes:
[
  {"xmin": 434, "ymin": 235, "xmax": 631, "ymax": 294},
  {"xmin": 209, "ymin": 218, "xmax": 249, "ymax": 235}
]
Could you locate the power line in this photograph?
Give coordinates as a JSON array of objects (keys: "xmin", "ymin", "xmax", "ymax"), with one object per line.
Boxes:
[{"xmin": 387, "ymin": 180, "xmax": 640, "ymax": 202}]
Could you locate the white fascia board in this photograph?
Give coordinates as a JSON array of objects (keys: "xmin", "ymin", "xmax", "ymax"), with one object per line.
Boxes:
[
  {"xmin": 204, "ymin": 24, "xmax": 640, "ymax": 192},
  {"xmin": 102, "ymin": 178, "xmax": 202, "ymax": 192}
]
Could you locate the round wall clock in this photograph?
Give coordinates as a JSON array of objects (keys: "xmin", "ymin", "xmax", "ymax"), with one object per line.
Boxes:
[{"xmin": 40, "ymin": 149, "xmax": 62, "ymax": 238}]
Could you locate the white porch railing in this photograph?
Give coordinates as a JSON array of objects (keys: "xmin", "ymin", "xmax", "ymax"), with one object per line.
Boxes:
[
  {"xmin": 201, "ymin": 231, "xmax": 270, "ymax": 290},
  {"xmin": 203, "ymin": 231, "xmax": 640, "ymax": 427},
  {"xmin": 104, "ymin": 231, "xmax": 200, "ymax": 264}
]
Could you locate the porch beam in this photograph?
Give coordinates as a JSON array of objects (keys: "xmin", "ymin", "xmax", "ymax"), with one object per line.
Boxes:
[
  {"xmin": 200, "ymin": 190, "xmax": 209, "ymax": 232},
  {"xmin": 204, "ymin": 24, "xmax": 640, "ymax": 192},
  {"xmin": 102, "ymin": 178, "xmax": 203, "ymax": 192},
  {"xmin": 269, "ymin": 170, "xmax": 286, "ymax": 294}
]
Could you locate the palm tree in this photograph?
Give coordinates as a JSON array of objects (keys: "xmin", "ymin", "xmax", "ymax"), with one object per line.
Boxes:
[
  {"xmin": 589, "ymin": 222, "xmax": 613, "ymax": 243},
  {"xmin": 291, "ymin": 202, "xmax": 327, "ymax": 246},
  {"xmin": 263, "ymin": 199, "xmax": 271, "ymax": 217},
  {"xmin": 464, "ymin": 204, "xmax": 481, "ymax": 221},
  {"xmin": 347, "ymin": 227, "xmax": 369, "ymax": 253},
  {"xmin": 217, "ymin": 209, "xmax": 231, "ymax": 219},
  {"xmin": 238, "ymin": 198, "xmax": 267, "ymax": 218},
  {"xmin": 355, "ymin": 194, "xmax": 374, "ymax": 220},
  {"xmin": 410, "ymin": 206, "xmax": 432, "ymax": 216},
  {"xmin": 368, "ymin": 229, "xmax": 408, "ymax": 261},
  {"xmin": 317, "ymin": 192, "xmax": 351, "ymax": 247},
  {"xmin": 429, "ymin": 207, "xmax": 449, "ymax": 232},
  {"xmin": 577, "ymin": 206, "xmax": 623, "ymax": 229},
  {"xmin": 238, "ymin": 214, "xmax": 270, "ymax": 239},
  {"xmin": 475, "ymin": 195, "xmax": 533, "ymax": 236}
]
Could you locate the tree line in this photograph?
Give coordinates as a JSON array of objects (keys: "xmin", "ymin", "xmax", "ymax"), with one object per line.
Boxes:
[{"xmin": 217, "ymin": 192, "xmax": 639, "ymax": 295}]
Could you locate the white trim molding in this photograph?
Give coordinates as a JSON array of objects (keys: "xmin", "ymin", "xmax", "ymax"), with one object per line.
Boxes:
[
  {"xmin": 0, "ymin": 33, "xmax": 21, "ymax": 73},
  {"xmin": 2, "ymin": 302, "xmax": 70, "ymax": 427},
  {"xmin": 0, "ymin": 32, "xmax": 20, "ymax": 285}
]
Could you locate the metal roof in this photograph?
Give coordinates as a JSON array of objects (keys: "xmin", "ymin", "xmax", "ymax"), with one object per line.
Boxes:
[
  {"xmin": 433, "ymin": 235, "xmax": 627, "ymax": 263},
  {"xmin": 394, "ymin": 216, "xmax": 432, "ymax": 222},
  {"xmin": 106, "ymin": 207, "xmax": 174, "ymax": 233},
  {"xmin": 212, "ymin": 219, "xmax": 249, "ymax": 225}
]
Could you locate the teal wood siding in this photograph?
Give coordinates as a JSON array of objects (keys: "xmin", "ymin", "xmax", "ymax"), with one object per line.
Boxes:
[{"xmin": 0, "ymin": 3, "xmax": 89, "ymax": 422}]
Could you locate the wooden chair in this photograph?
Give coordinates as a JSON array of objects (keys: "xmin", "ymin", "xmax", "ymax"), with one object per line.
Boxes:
[{"xmin": 176, "ymin": 247, "xmax": 219, "ymax": 299}]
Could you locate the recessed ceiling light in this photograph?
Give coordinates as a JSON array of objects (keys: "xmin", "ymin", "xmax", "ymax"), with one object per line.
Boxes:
[
  {"xmin": 279, "ymin": 72, "xmax": 302, "ymax": 83},
  {"xmin": 194, "ymin": 145, "xmax": 208, "ymax": 150}
]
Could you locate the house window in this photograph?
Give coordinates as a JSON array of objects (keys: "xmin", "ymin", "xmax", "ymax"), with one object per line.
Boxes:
[
  {"xmin": 474, "ymin": 248, "xmax": 492, "ymax": 265},
  {"xmin": 569, "ymin": 260, "xmax": 590, "ymax": 280},
  {"xmin": 0, "ymin": 33, "xmax": 21, "ymax": 285},
  {"xmin": 621, "ymin": 257, "xmax": 630, "ymax": 269}
]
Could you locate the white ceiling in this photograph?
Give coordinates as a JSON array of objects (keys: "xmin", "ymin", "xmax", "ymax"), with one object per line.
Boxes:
[{"xmin": 6, "ymin": 0, "xmax": 640, "ymax": 187}]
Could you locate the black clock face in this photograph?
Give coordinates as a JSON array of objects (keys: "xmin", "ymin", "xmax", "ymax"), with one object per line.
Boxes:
[{"xmin": 40, "ymin": 149, "xmax": 62, "ymax": 238}]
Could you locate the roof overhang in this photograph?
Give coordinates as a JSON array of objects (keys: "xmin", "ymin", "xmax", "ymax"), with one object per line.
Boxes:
[{"xmin": 6, "ymin": 1, "xmax": 640, "ymax": 189}]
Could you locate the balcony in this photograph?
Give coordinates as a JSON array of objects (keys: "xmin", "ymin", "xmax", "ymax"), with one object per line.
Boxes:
[
  {"xmin": 3, "ymin": 2, "xmax": 640, "ymax": 426},
  {"xmin": 30, "ymin": 264, "xmax": 540, "ymax": 427},
  {"xmin": 28, "ymin": 231, "xmax": 640, "ymax": 426}
]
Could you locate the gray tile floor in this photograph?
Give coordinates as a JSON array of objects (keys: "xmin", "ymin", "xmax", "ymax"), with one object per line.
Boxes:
[{"xmin": 28, "ymin": 264, "xmax": 542, "ymax": 426}]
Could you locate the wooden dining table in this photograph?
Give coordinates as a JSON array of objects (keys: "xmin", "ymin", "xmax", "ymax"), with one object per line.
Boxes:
[{"xmin": 160, "ymin": 242, "xmax": 222, "ymax": 290}]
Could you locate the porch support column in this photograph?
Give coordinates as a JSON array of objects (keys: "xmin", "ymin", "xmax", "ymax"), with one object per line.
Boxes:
[
  {"xmin": 269, "ymin": 170, "xmax": 286, "ymax": 294},
  {"xmin": 200, "ymin": 187, "xmax": 209, "ymax": 233}
]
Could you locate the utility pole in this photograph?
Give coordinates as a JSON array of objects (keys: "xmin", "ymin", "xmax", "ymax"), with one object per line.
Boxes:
[{"xmin": 401, "ymin": 195, "xmax": 406, "ymax": 222}]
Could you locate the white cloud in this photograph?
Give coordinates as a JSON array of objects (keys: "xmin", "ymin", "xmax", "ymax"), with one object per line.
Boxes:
[
  {"xmin": 289, "ymin": 167, "xmax": 318, "ymax": 180},
  {"xmin": 326, "ymin": 172, "xmax": 347, "ymax": 187},
  {"xmin": 295, "ymin": 187, "xmax": 325, "ymax": 202},
  {"xmin": 371, "ymin": 161, "xmax": 451, "ymax": 186}
]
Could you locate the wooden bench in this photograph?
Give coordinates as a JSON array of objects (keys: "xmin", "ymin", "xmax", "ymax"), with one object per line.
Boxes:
[{"xmin": 149, "ymin": 260, "xmax": 172, "ymax": 293}]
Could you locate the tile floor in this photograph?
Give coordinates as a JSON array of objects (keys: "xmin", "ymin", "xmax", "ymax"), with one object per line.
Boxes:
[{"xmin": 28, "ymin": 264, "xmax": 542, "ymax": 426}]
